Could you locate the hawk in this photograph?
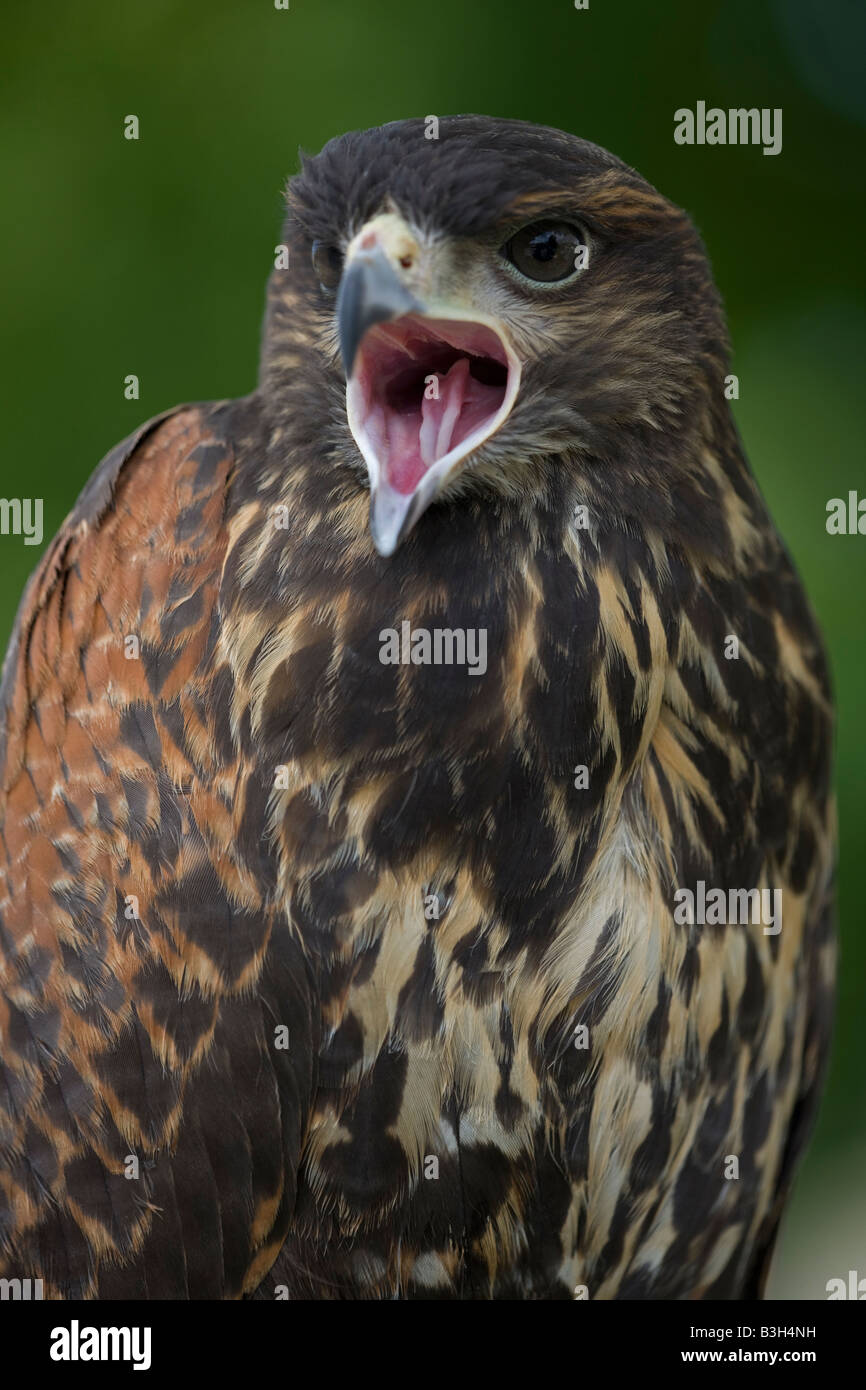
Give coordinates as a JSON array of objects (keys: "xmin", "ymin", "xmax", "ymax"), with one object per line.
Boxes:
[{"xmin": 0, "ymin": 117, "xmax": 835, "ymax": 1300}]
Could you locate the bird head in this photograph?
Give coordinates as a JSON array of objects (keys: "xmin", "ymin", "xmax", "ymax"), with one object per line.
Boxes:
[
  {"xmin": 335, "ymin": 211, "xmax": 523, "ymax": 557},
  {"xmin": 262, "ymin": 117, "xmax": 729, "ymax": 557}
]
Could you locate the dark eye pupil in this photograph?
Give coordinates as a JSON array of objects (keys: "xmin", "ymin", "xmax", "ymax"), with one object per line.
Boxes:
[{"xmin": 532, "ymin": 232, "xmax": 559, "ymax": 262}]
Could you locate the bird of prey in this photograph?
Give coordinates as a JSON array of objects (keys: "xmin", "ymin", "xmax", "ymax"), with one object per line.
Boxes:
[{"xmin": 0, "ymin": 116, "xmax": 835, "ymax": 1300}]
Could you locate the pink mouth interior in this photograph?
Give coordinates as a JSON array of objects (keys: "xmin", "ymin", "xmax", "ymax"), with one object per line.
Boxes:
[{"xmin": 354, "ymin": 317, "xmax": 510, "ymax": 495}]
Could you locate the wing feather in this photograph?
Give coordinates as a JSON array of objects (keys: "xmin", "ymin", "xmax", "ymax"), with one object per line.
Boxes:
[{"xmin": 0, "ymin": 405, "xmax": 315, "ymax": 1298}]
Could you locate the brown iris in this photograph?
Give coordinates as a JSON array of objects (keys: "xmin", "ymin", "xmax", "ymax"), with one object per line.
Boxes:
[{"xmin": 503, "ymin": 221, "xmax": 586, "ymax": 283}]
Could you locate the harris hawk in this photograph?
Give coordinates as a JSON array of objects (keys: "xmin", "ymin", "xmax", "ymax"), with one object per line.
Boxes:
[{"xmin": 0, "ymin": 117, "xmax": 835, "ymax": 1300}]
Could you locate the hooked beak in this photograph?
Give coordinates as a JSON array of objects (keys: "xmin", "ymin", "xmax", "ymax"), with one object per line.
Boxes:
[
  {"xmin": 337, "ymin": 244, "xmax": 423, "ymax": 379},
  {"xmin": 336, "ymin": 222, "xmax": 521, "ymax": 557}
]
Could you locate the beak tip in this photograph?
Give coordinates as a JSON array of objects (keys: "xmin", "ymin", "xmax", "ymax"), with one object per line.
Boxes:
[
  {"xmin": 369, "ymin": 514, "xmax": 402, "ymax": 560},
  {"xmin": 372, "ymin": 536, "xmax": 397, "ymax": 559},
  {"xmin": 368, "ymin": 483, "xmax": 421, "ymax": 559}
]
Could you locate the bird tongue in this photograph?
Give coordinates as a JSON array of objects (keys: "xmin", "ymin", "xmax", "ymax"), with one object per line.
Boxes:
[
  {"xmin": 419, "ymin": 357, "xmax": 471, "ymax": 471},
  {"xmin": 385, "ymin": 356, "xmax": 498, "ymax": 495}
]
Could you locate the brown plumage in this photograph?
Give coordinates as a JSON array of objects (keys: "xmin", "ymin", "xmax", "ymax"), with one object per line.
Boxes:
[{"xmin": 0, "ymin": 117, "xmax": 834, "ymax": 1299}]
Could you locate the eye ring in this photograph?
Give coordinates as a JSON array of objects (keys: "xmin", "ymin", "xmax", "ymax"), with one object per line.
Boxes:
[
  {"xmin": 501, "ymin": 220, "xmax": 589, "ymax": 285},
  {"xmin": 312, "ymin": 240, "xmax": 344, "ymax": 292}
]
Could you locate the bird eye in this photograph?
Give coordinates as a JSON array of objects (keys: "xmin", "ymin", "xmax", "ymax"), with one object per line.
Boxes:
[
  {"xmin": 312, "ymin": 240, "xmax": 344, "ymax": 292},
  {"xmin": 502, "ymin": 221, "xmax": 587, "ymax": 283}
]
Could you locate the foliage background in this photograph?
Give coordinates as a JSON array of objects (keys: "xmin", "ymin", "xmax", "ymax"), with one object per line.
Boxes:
[{"xmin": 1, "ymin": 0, "xmax": 863, "ymax": 1297}]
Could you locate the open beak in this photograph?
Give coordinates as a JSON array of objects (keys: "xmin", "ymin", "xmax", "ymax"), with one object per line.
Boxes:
[{"xmin": 337, "ymin": 222, "xmax": 521, "ymax": 557}]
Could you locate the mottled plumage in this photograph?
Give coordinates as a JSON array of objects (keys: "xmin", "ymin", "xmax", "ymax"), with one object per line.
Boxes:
[{"xmin": 0, "ymin": 117, "xmax": 834, "ymax": 1299}]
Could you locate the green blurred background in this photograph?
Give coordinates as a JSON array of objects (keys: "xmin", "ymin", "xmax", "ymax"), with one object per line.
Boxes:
[{"xmin": 1, "ymin": 0, "xmax": 863, "ymax": 1297}]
